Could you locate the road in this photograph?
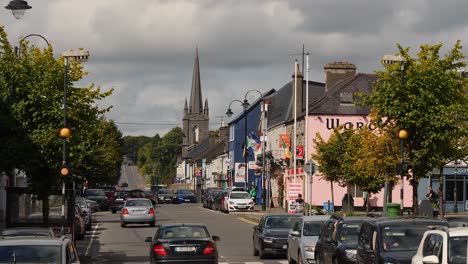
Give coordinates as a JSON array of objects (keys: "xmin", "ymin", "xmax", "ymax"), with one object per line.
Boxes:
[{"xmin": 76, "ymin": 165, "xmax": 287, "ymax": 263}]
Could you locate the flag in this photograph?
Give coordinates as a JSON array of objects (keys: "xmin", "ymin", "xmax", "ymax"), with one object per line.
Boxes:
[
  {"xmin": 248, "ymin": 131, "xmax": 262, "ymax": 152},
  {"xmin": 280, "ymin": 135, "xmax": 292, "ymax": 160},
  {"xmin": 242, "ymin": 143, "xmax": 247, "ymax": 157}
]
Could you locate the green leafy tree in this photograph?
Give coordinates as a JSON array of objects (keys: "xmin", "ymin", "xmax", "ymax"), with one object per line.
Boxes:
[{"xmin": 362, "ymin": 41, "xmax": 468, "ymax": 212}]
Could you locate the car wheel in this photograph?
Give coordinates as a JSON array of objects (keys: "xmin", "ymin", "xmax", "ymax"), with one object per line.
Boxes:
[
  {"xmin": 121, "ymin": 222, "xmax": 126, "ymax": 228},
  {"xmin": 253, "ymin": 240, "xmax": 259, "ymax": 256}
]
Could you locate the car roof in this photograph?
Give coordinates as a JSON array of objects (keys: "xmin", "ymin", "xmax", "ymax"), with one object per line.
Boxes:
[
  {"xmin": 302, "ymin": 215, "xmax": 330, "ymax": 221},
  {"xmin": 125, "ymin": 198, "xmax": 151, "ymax": 201},
  {"xmin": 364, "ymin": 217, "xmax": 448, "ymax": 226},
  {"xmin": 230, "ymin": 191, "xmax": 249, "ymax": 194},
  {"xmin": 1, "ymin": 227, "xmax": 55, "ymax": 237},
  {"xmin": 264, "ymin": 213, "xmax": 302, "ymax": 217},
  {"xmin": 0, "ymin": 236, "xmax": 69, "ymax": 246},
  {"xmin": 447, "ymin": 227, "xmax": 468, "ymax": 237},
  {"xmin": 159, "ymin": 223, "xmax": 207, "ymax": 228}
]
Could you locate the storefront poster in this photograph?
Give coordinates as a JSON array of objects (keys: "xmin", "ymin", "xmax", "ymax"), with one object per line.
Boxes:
[{"xmin": 234, "ymin": 163, "xmax": 245, "ymax": 183}]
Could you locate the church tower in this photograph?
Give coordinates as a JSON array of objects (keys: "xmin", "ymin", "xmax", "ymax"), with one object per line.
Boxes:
[{"xmin": 182, "ymin": 47, "xmax": 209, "ymax": 158}]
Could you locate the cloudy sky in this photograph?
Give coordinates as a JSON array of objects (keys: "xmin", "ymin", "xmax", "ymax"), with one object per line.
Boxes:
[{"xmin": 2, "ymin": 0, "xmax": 467, "ymax": 137}]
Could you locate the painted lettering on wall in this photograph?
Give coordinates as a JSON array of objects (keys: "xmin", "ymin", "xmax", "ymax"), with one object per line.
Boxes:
[{"xmin": 325, "ymin": 118, "xmax": 375, "ymax": 130}]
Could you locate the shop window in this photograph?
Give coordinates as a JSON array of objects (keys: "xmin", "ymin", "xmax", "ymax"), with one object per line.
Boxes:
[
  {"xmin": 445, "ymin": 180, "xmax": 463, "ymax": 202},
  {"xmin": 350, "ymin": 185, "xmax": 364, "ymax": 198}
]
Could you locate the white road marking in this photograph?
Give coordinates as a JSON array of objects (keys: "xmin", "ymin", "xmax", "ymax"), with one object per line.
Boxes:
[{"xmin": 85, "ymin": 223, "xmax": 100, "ymax": 256}]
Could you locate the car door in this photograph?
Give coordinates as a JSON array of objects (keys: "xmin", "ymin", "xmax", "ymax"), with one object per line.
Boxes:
[
  {"xmin": 288, "ymin": 218, "xmax": 303, "ymax": 261},
  {"xmin": 357, "ymin": 222, "xmax": 377, "ymax": 264},
  {"xmin": 253, "ymin": 216, "xmax": 266, "ymax": 251},
  {"xmin": 413, "ymin": 232, "xmax": 445, "ymax": 264},
  {"xmin": 323, "ymin": 219, "xmax": 337, "ymax": 263}
]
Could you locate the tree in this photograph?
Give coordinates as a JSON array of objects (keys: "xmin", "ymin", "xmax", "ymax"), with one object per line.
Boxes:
[{"xmin": 362, "ymin": 41, "xmax": 468, "ymax": 212}]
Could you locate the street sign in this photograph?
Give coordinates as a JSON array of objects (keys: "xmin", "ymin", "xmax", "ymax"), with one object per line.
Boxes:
[{"xmin": 304, "ymin": 159, "xmax": 317, "ymax": 175}]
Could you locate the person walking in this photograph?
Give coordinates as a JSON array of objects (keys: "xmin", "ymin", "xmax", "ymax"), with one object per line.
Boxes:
[
  {"xmin": 295, "ymin": 194, "xmax": 305, "ymax": 214},
  {"xmin": 250, "ymin": 183, "xmax": 257, "ymax": 204}
]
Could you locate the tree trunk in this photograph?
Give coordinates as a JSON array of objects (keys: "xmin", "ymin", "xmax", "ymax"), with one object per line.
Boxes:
[
  {"xmin": 439, "ymin": 163, "xmax": 444, "ymax": 218},
  {"xmin": 330, "ymin": 181, "xmax": 335, "ymax": 213},
  {"xmin": 412, "ymin": 179, "xmax": 419, "ymax": 216}
]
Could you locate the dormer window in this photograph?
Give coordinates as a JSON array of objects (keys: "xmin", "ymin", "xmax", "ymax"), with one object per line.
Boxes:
[{"xmin": 340, "ymin": 92, "xmax": 354, "ymax": 105}]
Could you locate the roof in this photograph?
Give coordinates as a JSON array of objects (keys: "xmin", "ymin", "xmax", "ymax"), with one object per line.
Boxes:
[
  {"xmin": 306, "ymin": 73, "xmax": 377, "ymax": 116},
  {"xmin": 205, "ymin": 139, "xmax": 226, "ymax": 161}
]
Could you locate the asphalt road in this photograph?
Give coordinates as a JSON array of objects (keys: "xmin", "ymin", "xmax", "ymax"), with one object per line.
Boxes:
[
  {"xmin": 120, "ymin": 164, "xmax": 146, "ymax": 190},
  {"xmin": 76, "ymin": 203, "xmax": 288, "ymax": 264}
]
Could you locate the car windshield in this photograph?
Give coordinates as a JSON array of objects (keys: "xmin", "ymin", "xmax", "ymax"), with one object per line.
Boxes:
[
  {"xmin": 126, "ymin": 200, "xmax": 152, "ymax": 207},
  {"xmin": 159, "ymin": 226, "xmax": 209, "ymax": 239},
  {"xmin": 0, "ymin": 245, "xmax": 60, "ymax": 262},
  {"xmin": 113, "ymin": 191, "xmax": 128, "ymax": 198},
  {"xmin": 303, "ymin": 221, "xmax": 324, "ymax": 236},
  {"xmin": 449, "ymin": 236, "xmax": 468, "ymax": 263},
  {"xmin": 159, "ymin": 189, "xmax": 173, "ymax": 194},
  {"xmin": 264, "ymin": 216, "xmax": 299, "ymax": 229},
  {"xmin": 86, "ymin": 189, "xmax": 105, "ymax": 196},
  {"xmin": 381, "ymin": 225, "xmax": 429, "ymax": 252},
  {"xmin": 230, "ymin": 192, "xmax": 250, "ymax": 199},
  {"xmin": 338, "ymin": 222, "xmax": 362, "ymax": 244}
]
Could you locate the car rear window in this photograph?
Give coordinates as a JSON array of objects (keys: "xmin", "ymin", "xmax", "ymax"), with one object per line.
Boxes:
[
  {"xmin": 0, "ymin": 245, "xmax": 60, "ymax": 262},
  {"xmin": 126, "ymin": 200, "xmax": 152, "ymax": 207},
  {"xmin": 159, "ymin": 189, "xmax": 173, "ymax": 194},
  {"xmin": 159, "ymin": 226, "xmax": 209, "ymax": 239},
  {"xmin": 178, "ymin": 189, "xmax": 194, "ymax": 194}
]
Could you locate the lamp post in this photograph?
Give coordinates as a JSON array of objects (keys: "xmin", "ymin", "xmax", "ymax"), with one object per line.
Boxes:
[
  {"xmin": 4, "ymin": 0, "xmax": 31, "ymax": 19},
  {"xmin": 454, "ymin": 160, "xmax": 460, "ymax": 213},
  {"xmin": 225, "ymin": 90, "xmax": 263, "ymax": 193},
  {"xmin": 60, "ymin": 49, "xmax": 90, "ymax": 236},
  {"xmin": 15, "ymin": 34, "xmax": 50, "ymax": 57},
  {"xmin": 397, "ymin": 128, "xmax": 409, "ymax": 214}
]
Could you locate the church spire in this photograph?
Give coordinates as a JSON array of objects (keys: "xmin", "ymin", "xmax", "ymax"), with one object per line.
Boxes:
[
  {"xmin": 189, "ymin": 46, "xmax": 203, "ymax": 114},
  {"xmin": 184, "ymin": 98, "xmax": 188, "ymax": 116}
]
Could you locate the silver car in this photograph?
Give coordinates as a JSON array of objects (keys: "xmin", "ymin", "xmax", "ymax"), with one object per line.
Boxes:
[
  {"xmin": 287, "ymin": 215, "xmax": 329, "ymax": 264},
  {"xmin": 120, "ymin": 198, "xmax": 155, "ymax": 227},
  {"xmin": 76, "ymin": 196, "xmax": 92, "ymax": 231}
]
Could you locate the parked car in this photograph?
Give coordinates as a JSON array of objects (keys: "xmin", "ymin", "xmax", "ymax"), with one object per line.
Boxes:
[
  {"xmin": 145, "ymin": 223, "xmax": 220, "ymax": 264},
  {"xmin": 120, "ymin": 198, "xmax": 156, "ymax": 227},
  {"xmin": 356, "ymin": 217, "xmax": 449, "ymax": 264},
  {"xmin": 315, "ymin": 215, "xmax": 368, "ymax": 264},
  {"xmin": 157, "ymin": 189, "xmax": 175, "ymax": 204},
  {"xmin": 86, "ymin": 199, "xmax": 99, "ymax": 213},
  {"xmin": 411, "ymin": 226, "xmax": 468, "ymax": 264},
  {"xmin": 84, "ymin": 188, "xmax": 109, "ymax": 211},
  {"xmin": 253, "ymin": 213, "xmax": 302, "ymax": 259},
  {"xmin": 211, "ymin": 190, "xmax": 225, "ymax": 211},
  {"xmin": 75, "ymin": 196, "xmax": 92, "ymax": 231},
  {"xmin": 202, "ymin": 187, "xmax": 222, "ymax": 208},
  {"xmin": 225, "ymin": 191, "xmax": 255, "ymax": 213},
  {"xmin": 110, "ymin": 191, "xmax": 129, "ymax": 213},
  {"xmin": 206, "ymin": 190, "xmax": 222, "ymax": 209},
  {"xmin": 1, "ymin": 227, "xmax": 56, "ymax": 238},
  {"xmin": 0, "ymin": 235, "xmax": 80, "ymax": 263},
  {"xmin": 144, "ymin": 190, "xmax": 157, "ymax": 205},
  {"xmin": 287, "ymin": 215, "xmax": 329, "ymax": 264},
  {"xmin": 175, "ymin": 189, "xmax": 197, "ymax": 203},
  {"xmin": 74, "ymin": 205, "xmax": 86, "ymax": 240}
]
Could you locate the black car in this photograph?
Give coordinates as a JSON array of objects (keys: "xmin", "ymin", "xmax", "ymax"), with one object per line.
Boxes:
[
  {"xmin": 110, "ymin": 191, "xmax": 129, "ymax": 213},
  {"xmin": 206, "ymin": 190, "xmax": 222, "ymax": 209},
  {"xmin": 315, "ymin": 215, "xmax": 368, "ymax": 264},
  {"xmin": 253, "ymin": 213, "xmax": 301, "ymax": 259},
  {"xmin": 202, "ymin": 188, "xmax": 222, "ymax": 208},
  {"xmin": 157, "ymin": 189, "xmax": 175, "ymax": 204},
  {"xmin": 84, "ymin": 188, "xmax": 109, "ymax": 211},
  {"xmin": 145, "ymin": 223, "xmax": 220, "ymax": 264},
  {"xmin": 356, "ymin": 217, "xmax": 449, "ymax": 264}
]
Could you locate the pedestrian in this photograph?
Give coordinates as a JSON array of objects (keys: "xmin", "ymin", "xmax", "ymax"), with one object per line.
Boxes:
[
  {"xmin": 427, "ymin": 186, "xmax": 439, "ymax": 209},
  {"xmin": 250, "ymin": 183, "xmax": 257, "ymax": 204},
  {"xmin": 295, "ymin": 194, "xmax": 305, "ymax": 214},
  {"xmin": 363, "ymin": 191, "xmax": 369, "ymax": 212}
]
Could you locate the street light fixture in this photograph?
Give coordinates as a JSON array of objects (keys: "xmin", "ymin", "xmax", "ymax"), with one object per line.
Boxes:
[
  {"xmin": 15, "ymin": 34, "xmax": 50, "ymax": 57},
  {"xmin": 4, "ymin": 0, "xmax": 31, "ymax": 19},
  {"xmin": 60, "ymin": 49, "xmax": 90, "ymax": 236}
]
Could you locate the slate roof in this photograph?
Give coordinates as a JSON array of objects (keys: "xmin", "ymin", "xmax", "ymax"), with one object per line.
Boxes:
[
  {"xmin": 306, "ymin": 73, "xmax": 378, "ymax": 116},
  {"xmin": 184, "ymin": 136, "xmax": 211, "ymax": 161},
  {"xmin": 266, "ymin": 80, "xmax": 325, "ymax": 128},
  {"xmin": 205, "ymin": 139, "xmax": 226, "ymax": 161}
]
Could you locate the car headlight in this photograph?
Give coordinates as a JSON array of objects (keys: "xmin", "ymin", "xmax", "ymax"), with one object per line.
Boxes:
[
  {"xmin": 262, "ymin": 237, "xmax": 274, "ymax": 243},
  {"xmin": 345, "ymin": 249, "xmax": 356, "ymax": 259},
  {"xmin": 249, "ymin": 201, "xmax": 254, "ymax": 205},
  {"xmin": 229, "ymin": 201, "xmax": 234, "ymax": 205},
  {"xmin": 303, "ymin": 245, "xmax": 315, "ymax": 252}
]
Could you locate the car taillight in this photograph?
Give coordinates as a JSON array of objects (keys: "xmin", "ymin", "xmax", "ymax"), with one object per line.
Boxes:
[
  {"xmin": 152, "ymin": 245, "xmax": 167, "ymax": 256},
  {"xmin": 149, "ymin": 208, "xmax": 155, "ymax": 215},
  {"xmin": 122, "ymin": 208, "xmax": 129, "ymax": 215},
  {"xmin": 203, "ymin": 243, "xmax": 216, "ymax": 255}
]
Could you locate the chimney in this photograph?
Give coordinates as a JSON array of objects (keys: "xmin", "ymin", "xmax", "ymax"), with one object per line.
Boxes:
[
  {"xmin": 292, "ymin": 63, "xmax": 304, "ymax": 113},
  {"xmin": 324, "ymin": 61, "xmax": 356, "ymax": 91},
  {"xmin": 219, "ymin": 125, "xmax": 229, "ymax": 143}
]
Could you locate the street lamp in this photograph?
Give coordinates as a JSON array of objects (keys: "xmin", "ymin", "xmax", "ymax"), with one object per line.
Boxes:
[
  {"xmin": 60, "ymin": 49, "xmax": 90, "ymax": 235},
  {"xmin": 4, "ymin": 0, "xmax": 31, "ymax": 19},
  {"xmin": 15, "ymin": 34, "xmax": 50, "ymax": 57},
  {"xmin": 225, "ymin": 90, "xmax": 263, "ymax": 193},
  {"xmin": 397, "ymin": 128, "xmax": 409, "ymax": 214}
]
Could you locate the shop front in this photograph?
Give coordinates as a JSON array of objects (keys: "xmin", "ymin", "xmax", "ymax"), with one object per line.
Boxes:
[{"xmin": 429, "ymin": 163, "xmax": 468, "ymax": 213}]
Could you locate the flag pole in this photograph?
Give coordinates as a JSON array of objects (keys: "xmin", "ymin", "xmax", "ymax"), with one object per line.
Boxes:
[
  {"xmin": 294, "ymin": 60, "xmax": 298, "ymax": 184},
  {"xmin": 305, "ymin": 53, "xmax": 310, "ymax": 204}
]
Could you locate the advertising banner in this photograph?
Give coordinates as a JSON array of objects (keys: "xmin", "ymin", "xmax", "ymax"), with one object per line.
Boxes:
[{"xmin": 234, "ymin": 163, "xmax": 246, "ymax": 183}]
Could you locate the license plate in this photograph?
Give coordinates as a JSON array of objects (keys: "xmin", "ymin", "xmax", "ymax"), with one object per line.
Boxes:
[
  {"xmin": 175, "ymin": 246, "xmax": 196, "ymax": 252},
  {"xmin": 237, "ymin": 206, "xmax": 246, "ymax": 209},
  {"xmin": 184, "ymin": 199, "xmax": 191, "ymax": 202},
  {"xmin": 283, "ymin": 245, "xmax": 287, "ymax": 249},
  {"xmin": 132, "ymin": 210, "xmax": 145, "ymax": 214}
]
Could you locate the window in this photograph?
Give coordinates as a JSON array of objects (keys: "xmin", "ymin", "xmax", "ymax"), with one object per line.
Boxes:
[
  {"xmin": 303, "ymin": 221, "xmax": 324, "ymax": 236},
  {"xmin": 193, "ymin": 126, "xmax": 200, "ymax": 143},
  {"xmin": 340, "ymin": 92, "xmax": 354, "ymax": 104},
  {"xmin": 229, "ymin": 125, "xmax": 235, "ymax": 142},
  {"xmin": 349, "ymin": 185, "xmax": 364, "ymax": 198},
  {"xmin": 422, "ymin": 234, "xmax": 443, "ymax": 259},
  {"xmin": 446, "ymin": 179, "xmax": 463, "ymax": 202}
]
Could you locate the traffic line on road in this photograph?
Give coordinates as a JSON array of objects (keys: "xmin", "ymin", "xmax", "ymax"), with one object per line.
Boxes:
[
  {"xmin": 237, "ymin": 217, "xmax": 258, "ymax": 225},
  {"xmin": 85, "ymin": 223, "xmax": 100, "ymax": 256}
]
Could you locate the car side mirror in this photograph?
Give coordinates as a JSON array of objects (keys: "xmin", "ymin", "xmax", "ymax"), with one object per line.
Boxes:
[
  {"xmin": 145, "ymin": 237, "xmax": 152, "ymax": 242},
  {"xmin": 289, "ymin": 230, "xmax": 300, "ymax": 237},
  {"xmin": 254, "ymin": 226, "xmax": 260, "ymax": 231},
  {"xmin": 212, "ymin": 235, "xmax": 220, "ymax": 241},
  {"xmin": 422, "ymin": 255, "xmax": 439, "ymax": 264}
]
